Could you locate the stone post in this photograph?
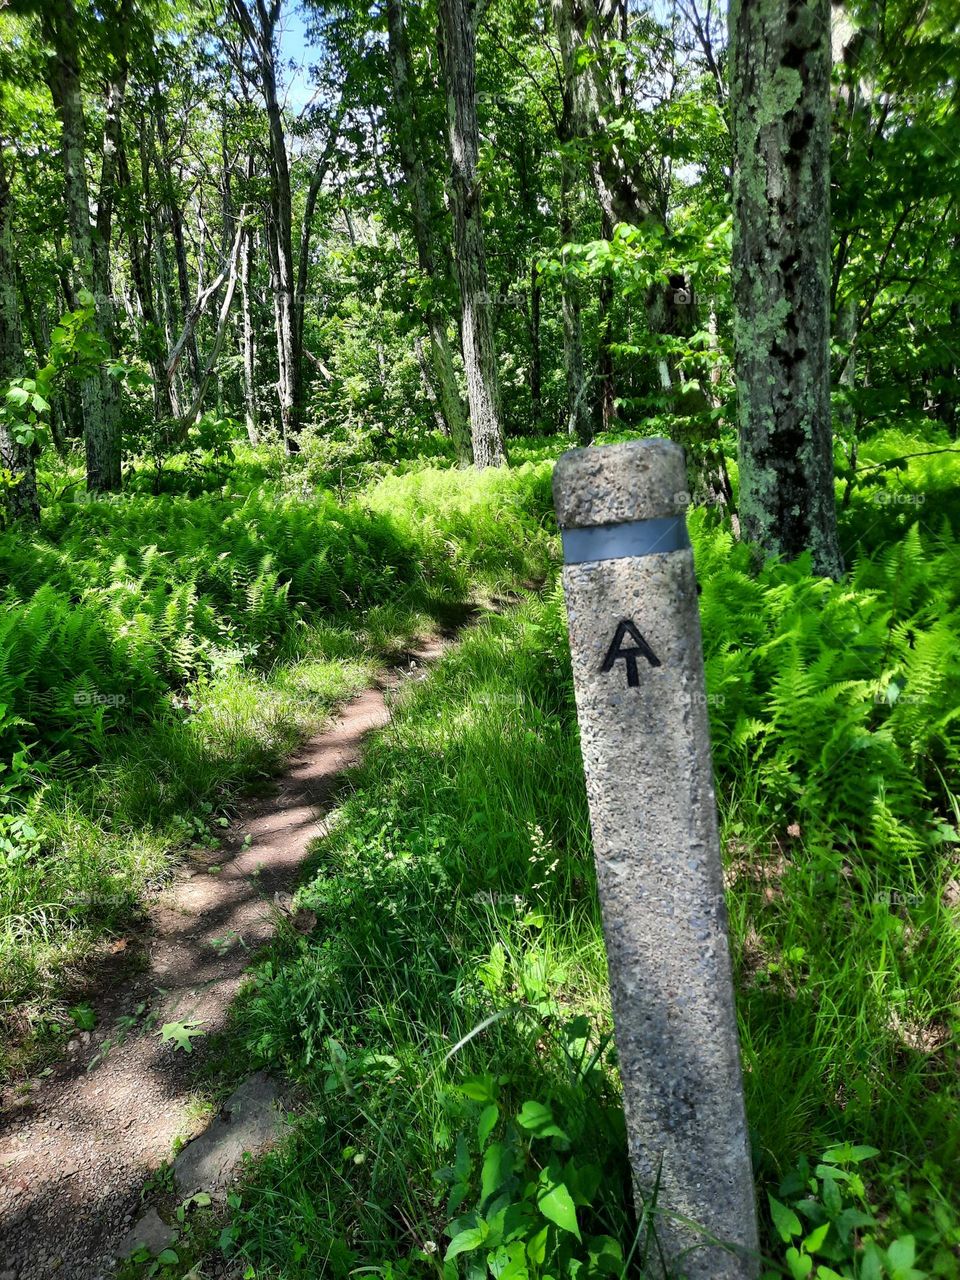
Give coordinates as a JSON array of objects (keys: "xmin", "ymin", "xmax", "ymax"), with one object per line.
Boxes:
[{"xmin": 553, "ymin": 439, "xmax": 759, "ymax": 1279}]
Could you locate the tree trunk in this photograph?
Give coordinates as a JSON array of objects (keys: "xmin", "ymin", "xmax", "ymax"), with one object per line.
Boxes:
[
  {"xmin": 154, "ymin": 107, "xmax": 201, "ymax": 391},
  {"xmin": 730, "ymin": 0, "xmax": 842, "ymax": 578},
  {"xmin": 179, "ymin": 221, "xmax": 244, "ymax": 426},
  {"xmin": 415, "ymin": 336, "xmax": 448, "ymax": 433},
  {"xmin": 0, "ymin": 150, "xmax": 40, "ymax": 525},
  {"xmin": 528, "ymin": 258, "xmax": 542, "ymax": 427},
  {"xmin": 42, "ymin": 0, "xmax": 121, "ymax": 492},
  {"xmin": 117, "ymin": 124, "xmax": 173, "ymax": 420},
  {"xmin": 558, "ymin": 123, "xmax": 592, "ymax": 444},
  {"xmin": 241, "ymin": 214, "xmax": 260, "ymax": 445},
  {"xmin": 437, "ymin": 0, "xmax": 507, "ymax": 468},
  {"xmin": 386, "ymin": 0, "xmax": 472, "ymax": 463},
  {"xmin": 598, "ymin": 210, "xmax": 616, "ymax": 433},
  {"xmin": 228, "ymin": 0, "xmax": 301, "ymax": 450}
]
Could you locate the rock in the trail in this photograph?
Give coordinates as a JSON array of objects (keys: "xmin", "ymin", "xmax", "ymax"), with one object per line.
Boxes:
[
  {"xmin": 116, "ymin": 1207, "xmax": 178, "ymax": 1259},
  {"xmin": 172, "ymin": 1072, "xmax": 283, "ymax": 1198}
]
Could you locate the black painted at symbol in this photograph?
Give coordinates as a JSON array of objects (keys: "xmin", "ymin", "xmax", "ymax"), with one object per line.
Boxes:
[{"xmin": 601, "ymin": 619, "xmax": 661, "ymax": 687}]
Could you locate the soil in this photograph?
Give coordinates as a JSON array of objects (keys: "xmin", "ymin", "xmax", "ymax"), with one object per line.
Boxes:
[{"xmin": 0, "ymin": 640, "xmax": 445, "ymax": 1280}]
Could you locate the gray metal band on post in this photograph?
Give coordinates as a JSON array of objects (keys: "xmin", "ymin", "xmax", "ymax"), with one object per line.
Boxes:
[
  {"xmin": 553, "ymin": 439, "xmax": 759, "ymax": 1280},
  {"xmin": 561, "ymin": 515, "xmax": 690, "ymax": 564}
]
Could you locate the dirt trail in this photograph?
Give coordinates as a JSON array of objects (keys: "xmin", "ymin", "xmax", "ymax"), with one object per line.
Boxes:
[{"xmin": 0, "ymin": 640, "xmax": 445, "ymax": 1280}]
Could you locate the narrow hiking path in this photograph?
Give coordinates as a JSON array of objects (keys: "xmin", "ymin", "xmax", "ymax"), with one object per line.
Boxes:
[{"xmin": 0, "ymin": 637, "xmax": 447, "ymax": 1280}]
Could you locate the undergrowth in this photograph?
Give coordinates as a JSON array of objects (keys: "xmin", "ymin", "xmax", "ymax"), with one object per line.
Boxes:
[
  {"xmin": 6, "ymin": 427, "xmax": 960, "ymax": 1278},
  {"xmin": 201, "ymin": 433, "xmax": 960, "ymax": 1279},
  {"xmin": 0, "ymin": 456, "xmax": 556, "ymax": 1068}
]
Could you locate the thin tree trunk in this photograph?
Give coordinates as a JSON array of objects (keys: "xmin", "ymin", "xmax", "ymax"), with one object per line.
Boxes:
[
  {"xmin": 528, "ymin": 258, "xmax": 542, "ymax": 426},
  {"xmin": 0, "ymin": 150, "xmax": 40, "ymax": 525},
  {"xmin": 437, "ymin": 0, "xmax": 507, "ymax": 468},
  {"xmin": 265, "ymin": 210, "xmax": 289, "ymax": 436},
  {"xmin": 558, "ymin": 142, "xmax": 592, "ymax": 444},
  {"xmin": 415, "ymin": 336, "xmax": 448, "ymax": 433},
  {"xmin": 241, "ymin": 209, "xmax": 259, "ymax": 444},
  {"xmin": 42, "ymin": 0, "xmax": 121, "ymax": 492},
  {"xmin": 228, "ymin": 0, "xmax": 300, "ymax": 449},
  {"xmin": 179, "ymin": 221, "xmax": 244, "ymax": 426},
  {"xmin": 386, "ymin": 0, "xmax": 471, "ymax": 463},
  {"xmin": 598, "ymin": 210, "xmax": 616, "ymax": 433},
  {"xmin": 155, "ymin": 107, "xmax": 201, "ymax": 390},
  {"xmin": 730, "ymin": 0, "xmax": 842, "ymax": 578},
  {"xmin": 117, "ymin": 126, "xmax": 173, "ymax": 420},
  {"xmin": 165, "ymin": 247, "xmax": 239, "ymax": 396}
]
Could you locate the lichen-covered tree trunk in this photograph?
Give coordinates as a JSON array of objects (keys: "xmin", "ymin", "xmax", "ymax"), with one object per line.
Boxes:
[
  {"xmin": 0, "ymin": 151, "xmax": 40, "ymax": 525},
  {"xmin": 386, "ymin": 0, "xmax": 472, "ymax": 465},
  {"xmin": 730, "ymin": 0, "xmax": 842, "ymax": 578},
  {"xmin": 438, "ymin": 0, "xmax": 507, "ymax": 469},
  {"xmin": 43, "ymin": 0, "xmax": 121, "ymax": 492}
]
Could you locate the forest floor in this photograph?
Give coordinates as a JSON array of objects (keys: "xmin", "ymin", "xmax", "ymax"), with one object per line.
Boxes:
[{"xmin": 0, "ymin": 635, "xmax": 448, "ymax": 1280}]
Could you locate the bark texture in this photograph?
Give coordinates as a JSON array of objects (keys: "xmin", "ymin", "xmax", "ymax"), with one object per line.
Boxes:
[
  {"xmin": 730, "ymin": 0, "xmax": 842, "ymax": 578},
  {"xmin": 43, "ymin": 0, "xmax": 121, "ymax": 492},
  {"xmin": 0, "ymin": 150, "xmax": 40, "ymax": 525},
  {"xmin": 241, "ymin": 200, "xmax": 260, "ymax": 444},
  {"xmin": 438, "ymin": 0, "xmax": 507, "ymax": 468}
]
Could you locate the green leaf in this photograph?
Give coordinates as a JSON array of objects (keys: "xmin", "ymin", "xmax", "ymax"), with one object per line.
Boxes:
[
  {"xmin": 802, "ymin": 1222, "xmax": 830, "ymax": 1254},
  {"xmin": 69, "ymin": 1004, "xmax": 96, "ymax": 1031},
  {"xmin": 456, "ymin": 1074, "xmax": 497, "ymax": 1103},
  {"xmin": 526, "ymin": 1224, "xmax": 549, "ymax": 1267},
  {"xmin": 445, "ymin": 1223, "xmax": 489, "ymax": 1260},
  {"xmin": 537, "ymin": 1173, "xmax": 580, "ymax": 1239},
  {"xmin": 481, "ymin": 1142, "xmax": 507, "ymax": 1204},
  {"xmin": 833, "ymin": 1207, "xmax": 875, "ymax": 1243},
  {"xmin": 478, "ymin": 1103, "xmax": 499, "ymax": 1146},
  {"xmin": 886, "ymin": 1235, "xmax": 926, "ymax": 1279},
  {"xmin": 820, "ymin": 1143, "xmax": 879, "ymax": 1165},
  {"xmin": 860, "ymin": 1241, "xmax": 885, "ymax": 1280},
  {"xmin": 517, "ymin": 1100, "xmax": 569, "ymax": 1141},
  {"xmin": 785, "ymin": 1246, "xmax": 813, "ymax": 1278},
  {"xmin": 487, "ymin": 1241, "xmax": 528, "ymax": 1280},
  {"xmin": 157, "ymin": 1019, "xmax": 205, "ymax": 1053},
  {"xmin": 586, "ymin": 1235, "xmax": 624, "ymax": 1276},
  {"xmin": 156, "ymin": 1250, "xmax": 179, "ymax": 1264},
  {"xmin": 821, "ymin": 1171, "xmax": 842, "ymax": 1217},
  {"xmin": 768, "ymin": 1194, "xmax": 802, "ymax": 1243}
]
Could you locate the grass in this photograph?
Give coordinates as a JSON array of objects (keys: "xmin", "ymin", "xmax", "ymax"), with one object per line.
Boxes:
[
  {"xmin": 224, "ymin": 590, "xmax": 633, "ymax": 1278},
  {"xmin": 5, "ymin": 425, "xmax": 960, "ymax": 1277}
]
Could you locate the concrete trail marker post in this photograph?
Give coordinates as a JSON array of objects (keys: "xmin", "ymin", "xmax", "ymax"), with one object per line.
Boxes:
[{"xmin": 553, "ymin": 440, "xmax": 759, "ymax": 1280}]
